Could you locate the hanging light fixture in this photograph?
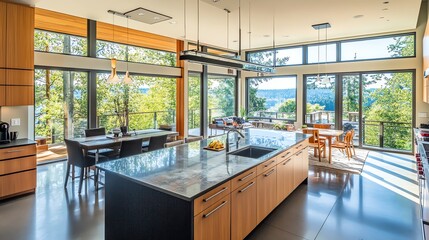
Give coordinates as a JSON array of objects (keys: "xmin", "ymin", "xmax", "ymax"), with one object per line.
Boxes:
[
  {"xmin": 107, "ymin": 13, "xmax": 121, "ymax": 84},
  {"xmin": 123, "ymin": 15, "xmax": 133, "ymax": 85},
  {"xmin": 312, "ymin": 22, "xmax": 331, "ymax": 84}
]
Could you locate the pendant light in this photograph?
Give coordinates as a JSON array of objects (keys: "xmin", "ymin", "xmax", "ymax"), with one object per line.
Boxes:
[
  {"xmin": 107, "ymin": 13, "xmax": 120, "ymax": 84},
  {"xmin": 312, "ymin": 23, "xmax": 331, "ymax": 84},
  {"xmin": 123, "ymin": 15, "xmax": 133, "ymax": 85}
]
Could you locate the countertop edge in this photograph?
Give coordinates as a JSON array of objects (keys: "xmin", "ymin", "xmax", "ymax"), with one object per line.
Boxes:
[
  {"xmin": 98, "ymin": 136, "xmax": 310, "ymax": 202},
  {"xmin": 0, "ymin": 139, "xmax": 37, "ymax": 149}
]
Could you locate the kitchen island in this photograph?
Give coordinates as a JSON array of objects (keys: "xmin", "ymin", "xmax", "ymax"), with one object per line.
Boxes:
[{"xmin": 97, "ymin": 129, "xmax": 310, "ymax": 240}]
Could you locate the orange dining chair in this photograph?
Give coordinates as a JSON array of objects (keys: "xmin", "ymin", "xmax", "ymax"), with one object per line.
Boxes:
[
  {"xmin": 331, "ymin": 130, "xmax": 353, "ymax": 160},
  {"xmin": 314, "ymin": 123, "xmax": 332, "ymax": 129},
  {"xmin": 303, "ymin": 128, "xmax": 326, "ymax": 162}
]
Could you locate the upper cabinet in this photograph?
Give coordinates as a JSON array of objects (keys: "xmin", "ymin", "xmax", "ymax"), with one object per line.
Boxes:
[
  {"xmin": 0, "ymin": 3, "xmax": 6, "ymax": 69},
  {"xmin": 6, "ymin": 3, "xmax": 34, "ymax": 70}
]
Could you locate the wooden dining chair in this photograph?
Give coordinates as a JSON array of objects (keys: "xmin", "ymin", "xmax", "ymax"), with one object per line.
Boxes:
[
  {"xmin": 331, "ymin": 130, "xmax": 353, "ymax": 160},
  {"xmin": 303, "ymin": 129, "xmax": 326, "ymax": 162},
  {"xmin": 185, "ymin": 136, "xmax": 204, "ymax": 143},
  {"xmin": 349, "ymin": 129, "xmax": 356, "ymax": 156},
  {"xmin": 314, "ymin": 123, "xmax": 331, "ymax": 129},
  {"xmin": 164, "ymin": 140, "xmax": 185, "ymax": 148}
]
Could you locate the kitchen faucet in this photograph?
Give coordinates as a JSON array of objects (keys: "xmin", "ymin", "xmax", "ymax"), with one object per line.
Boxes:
[{"xmin": 226, "ymin": 129, "xmax": 245, "ymax": 153}]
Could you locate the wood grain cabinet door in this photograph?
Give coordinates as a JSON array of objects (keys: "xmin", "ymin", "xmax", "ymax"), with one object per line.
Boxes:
[
  {"xmin": 6, "ymin": 69, "xmax": 34, "ymax": 85},
  {"xmin": 302, "ymin": 147, "xmax": 309, "ymax": 181},
  {"xmin": 5, "ymin": 85, "xmax": 34, "ymax": 106},
  {"xmin": 277, "ymin": 157, "xmax": 294, "ymax": 205},
  {"xmin": 256, "ymin": 166, "xmax": 277, "ymax": 224},
  {"xmin": 6, "ymin": 3, "xmax": 34, "ymax": 70},
  {"xmin": 231, "ymin": 180, "xmax": 257, "ymax": 240},
  {"xmin": 194, "ymin": 195, "xmax": 230, "ymax": 240},
  {"xmin": 293, "ymin": 151, "xmax": 303, "ymax": 186},
  {"xmin": 0, "ymin": 2, "xmax": 6, "ymax": 68}
]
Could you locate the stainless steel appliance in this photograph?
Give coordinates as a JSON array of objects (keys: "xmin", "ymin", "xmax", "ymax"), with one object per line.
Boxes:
[{"xmin": 0, "ymin": 121, "xmax": 11, "ymax": 144}]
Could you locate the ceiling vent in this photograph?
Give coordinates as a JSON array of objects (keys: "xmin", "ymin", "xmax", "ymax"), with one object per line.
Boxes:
[{"xmin": 108, "ymin": 8, "xmax": 172, "ymax": 25}]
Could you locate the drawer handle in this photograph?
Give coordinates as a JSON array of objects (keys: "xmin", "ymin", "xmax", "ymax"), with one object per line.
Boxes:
[
  {"xmin": 281, "ymin": 152, "xmax": 291, "ymax": 158},
  {"xmin": 203, "ymin": 187, "xmax": 228, "ymax": 202},
  {"xmin": 295, "ymin": 144, "xmax": 302, "ymax": 149},
  {"xmin": 239, "ymin": 181, "xmax": 255, "ymax": 193},
  {"xmin": 295, "ymin": 151, "xmax": 302, "ymax": 156},
  {"xmin": 264, "ymin": 169, "xmax": 275, "ymax": 177},
  {"xmin": 283, "ymin": 158, "xmax": 292, "ymax": 165},
  {"xmin": 264, "ymin": 160, "xmax": 275, "ymax": 167},
  {"xmin": 239, "ymin": 172, "xmax": 254, "ymax": 181},
  {"xmin": 203, "ymin": 201, "xmax": 228, "ymax": 218},
  {"xmin": 6, "ymin": 150, "xmax": 22, "ymax": 153}
]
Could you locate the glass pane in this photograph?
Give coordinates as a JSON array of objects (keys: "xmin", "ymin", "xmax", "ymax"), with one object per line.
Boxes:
[
  {"xmin": 208, "ymin": 75, "xmax": 236, "ymax": 127},
  {"xmin": 247, "ymin": 50, "xmax": 274, "ymax": 66},
  {"xmin": 305, "ymin": 75, "xmax": 336, "ymax": 126},
  {"xmin": 341, "ymin": 35, "xmax": 415, "ymax": 61},
  {"xmin": 188, "ymin": 73, "xmax": 201, "ymax": 136},
  {"xmin": 307, "ymin": 43, "xmax": 337, "ymax": 64},
  {"xmin": 276, "ymin": 47, "xmax": 303, "ymax": 66},
  {"xmin": 97, "ymin": 73, "xmax": 176, "ymax": 131},
  {"xmin": 35, "ymin": 69, "xmax": 88, "ymax": 162},
  {"xmin": 247, "ymin": 76, "xmax": 297, "ymax": 120},
  {"xmin": 362, "ymin": 72, "xmax": 412, "ymax": 151},
  {"xmin": 342, "ymin": 74, "xmax": 360, "ymax": 145},
  {"xmin": 96, "ymin": 40, "xmax": 127, "ymax": 60},
  {"xmin": 34, "ymin": 29, "xmax": 87, "ymax": 56},
  {"xmin": 128, "ymin": 46, "xmax": 176, "ymax": 66}
]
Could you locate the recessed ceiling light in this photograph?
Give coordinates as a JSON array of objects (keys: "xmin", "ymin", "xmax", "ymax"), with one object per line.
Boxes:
[
  {"xmin": 379, "ymin": 16, "xmax": 385, "ymax": 19},
  {"xmin": 383, "ymin": 1, "xmax": 389, "ymax": 4},
  {"xmin": 386, "ymin": 19, "xmax": 390, "ymax": 21},
  {"xmin": 263, "ymin": 34, "xmax": 270, "ymax": 38},
  {"xmin": 153, "ymin": 16, "xmax": 160, "ymax": 20},
  {"xmin": 138, "ymin": 13, "xmax": 145, "ymax": 16},
  {"xmin": 282, "ymin": 35, "xmax": 289, "ymax": 38},
  {"xmin": 169, "ymin": 21, "xmax": 177, "ymax": 24},
  {"xmin": 232, "ymin": 40, "xmax": 238, "ymax": 43},
  {"xmin": 382, "ymin": 8, "xmax": 388, "ymax": 10},
  {"xmin": 353, "ymin": 15, "xmax": 364, "ymax": 19}
]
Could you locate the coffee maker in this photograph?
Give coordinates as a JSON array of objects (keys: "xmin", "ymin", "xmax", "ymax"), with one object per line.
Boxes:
[{"xmin": 0, "ymin": 121, "xmax": 10, "ymax": 144}]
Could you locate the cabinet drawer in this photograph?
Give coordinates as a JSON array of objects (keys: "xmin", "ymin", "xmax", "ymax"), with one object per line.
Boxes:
[
  {"xmin": 194, "ymin": 181, "xmax": 231, "ymax": 216},
  {"xmin": 276, "ymin": 148, "xmax": 294, "ymax": 162},
  {"xmin": 0, "ymin": 155, "xmax": 36, "ymax": 175},
  {"xmin": 194, "ymin": 195, "xmax": 230, "ymax": 240},
  {"xmin": 231, "ymin": 167, "xmax": 256, "ymax": 191},
  {"xmin": 257, "ymin": 157, "xmax": 277, "ymax": 175},
  {"xmin": 0, "ymin": 169, "xmax": 36, "ymax": 197},
  {"xmin": 0, "ymin": 145, "xmax": 36, "ymax": 160},
  {"xmin": 294, "ymin": 140, "xmax": 308, "ymax": 152}
]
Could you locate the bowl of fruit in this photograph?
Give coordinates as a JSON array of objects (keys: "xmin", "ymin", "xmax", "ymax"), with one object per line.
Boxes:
[{"xmin": 204, "ymin": 139, "xmax": 225, "ymax": 151}]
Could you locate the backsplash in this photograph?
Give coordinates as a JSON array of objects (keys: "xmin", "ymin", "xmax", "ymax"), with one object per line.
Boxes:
[{"xmin": 0, "ymin": 106, "xmax": 34, "ymax": 140}]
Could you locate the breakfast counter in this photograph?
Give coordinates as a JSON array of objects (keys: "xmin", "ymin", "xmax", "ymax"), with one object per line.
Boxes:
[{"xmin": 98, "ymin": 129, "xmax": 310, "ymax": 240}]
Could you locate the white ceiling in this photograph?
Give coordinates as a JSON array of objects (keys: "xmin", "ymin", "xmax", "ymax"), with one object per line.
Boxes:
[{"xmin": 15, "ymin": 0, "xmax": 424, "ymax": 51}]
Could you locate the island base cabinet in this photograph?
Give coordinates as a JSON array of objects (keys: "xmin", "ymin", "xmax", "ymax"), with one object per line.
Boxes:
[
  {"xmin": 276, "ymin": 157, "xmax": 294, "ymax": 204},
  {"xmin": 194, "ymin": 195, "xmax": 230, "ymax": 240},
  {"xmin": 256, "ymin": 167, "xmax": 277, "ymax": 224},
  {"xmin": 231, "ymin": 180, "xmax": 257, "ymax": 240},
  {"xmin": 302, "ymin": 147, "xmax": 309, "ymax": 181}
]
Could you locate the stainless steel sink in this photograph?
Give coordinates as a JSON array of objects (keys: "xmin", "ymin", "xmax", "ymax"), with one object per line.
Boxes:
[{"xmin": 228, "ymin": 146, "xmax": 276, "ymax": 159}]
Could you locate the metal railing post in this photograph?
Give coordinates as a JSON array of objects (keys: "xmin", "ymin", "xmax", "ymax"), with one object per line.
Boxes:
[
  {"xmin": 379, "ymin": 121, "xmax": 384, "ymax": 148},
  {"xmin": 154, "ymin": 112, "xmax": 158, "ymax": 129}
]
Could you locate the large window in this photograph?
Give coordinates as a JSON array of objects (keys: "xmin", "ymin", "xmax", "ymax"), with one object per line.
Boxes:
[
  {"xmin": 96, "ymin": 40, "xmax": 176, "ymax": 66},
  {"xmin": 307, "ymin": 43, "xmax": 337, "ymax": 64},
  {"xmin": 341, "ymin": 34, "xmax": 415, "ymax": 61},
  {"xmin": 34, "ymin": 29, "xmax": 87, "ymax": 56},
  {"xmin": 276, "ymin": 47, "xmax": 303, "ymax": 66},
  {"xmin": 188, "ymin": 73, "xmax": 201, "ymax": 136},
  {"xmin": 208, "ymin": 75, "xmax": 236, "ymax": 122},
  {"xmin": 97, "ymin": 73, "xmax": 176, "ymax": 131},
  {"xmin": 247, "ymin": 50, "xmax": 274, "ymax": 66},
  {"xmin": 305, "ymin": 75, "xmax": 337, "ymax": 126},
  {"xmin": 247, "ymin": 76, "xmax": 297, "ymax": 120}
]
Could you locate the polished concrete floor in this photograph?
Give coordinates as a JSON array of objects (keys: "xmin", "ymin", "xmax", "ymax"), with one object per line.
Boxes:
[{"xmin": 0, "ymin": 151, "xmax": 422, "ymax": 240}]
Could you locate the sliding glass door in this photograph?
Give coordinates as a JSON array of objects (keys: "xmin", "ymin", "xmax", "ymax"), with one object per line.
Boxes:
[
  {"xmin": 342, "ymin": 74, "xmax": 360, "ymax": 145},
  {"xmin": 188, "ymin": 72, "xmax": 201, "ymax": 136}
]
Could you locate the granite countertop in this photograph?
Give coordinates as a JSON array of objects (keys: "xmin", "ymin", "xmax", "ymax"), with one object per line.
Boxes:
[
  {"xmin": 97, "ymin": 128, "xmax": 310, "ymax": 201},
  {"xmin": 0, "ymin": 139, "xmax": 37, "ymax": 149}
]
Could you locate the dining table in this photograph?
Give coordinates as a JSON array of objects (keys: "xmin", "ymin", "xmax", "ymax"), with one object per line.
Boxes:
[{"xmin": 299, "ymin": 128, "xmax": 344, "ymax": 164}]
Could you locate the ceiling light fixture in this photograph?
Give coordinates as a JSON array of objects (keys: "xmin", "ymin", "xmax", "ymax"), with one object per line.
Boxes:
[
  {"xmin": 123, "ymin": 16, "xmax": 133, "ymax": 85},
  {"xmin": 108, "ymin": 8, "xmax": 172, "ymax": 25},
  {"xmin": 312, "ymin": 22, "xmax": 331, "ymax": 85},
  {"xmin": 107, "ymin": 13, "xmax": 120, "ymax": 84},
  {"xmin": 179, "ymin": 0, "xmax": 275, "ymax": 73}
]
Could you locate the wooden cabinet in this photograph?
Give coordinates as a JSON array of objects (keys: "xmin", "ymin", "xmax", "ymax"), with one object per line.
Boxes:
[
  {"xmin": 194, "ymin": 181, "xmax": 230, "ymax": 216},
  {"xmin": 256, "ymin": 166, "xmax": 277, "ymax": 224},
  {"xmin": 194, "ymin": 195, "xmax": 230, "ymax": 240},
  {"xmin": 0, "ymin": 144, "xmax": 37, "ymax": 199},
  {"xmin": 276, "ymin": 157, "xmax": 294, "ymax": 205},
  {"xmin": 6, "ymin": 3, "xmax": 34, "ymax": 70},
  {"xmin": 0, "ymin": 2, "xmax": 5, "ymax": 69},
  {"xmin": 0, "ymin": 86, "xmax": 4, "ymax": 106},
  {"xmin": 6, "ymin": 69, "xmax": 34, "ymax": 85},
  {"xmin": 256, "ymin": 157, "xmax": 277, "ymax": 175},
  {"xmin": 231, "ymin": 179, "xmax": 257, "ymax": 240},
  {"xmin": 302, "ymin": 146, "xmax": 309, "ymax": 181},
  {"xmin": 5, "ymin": 85, "xmax": 34, "ymax": 106},
  {"xmin": 231, "ymin": 167, "xmax": 256, "ymax": 191}
]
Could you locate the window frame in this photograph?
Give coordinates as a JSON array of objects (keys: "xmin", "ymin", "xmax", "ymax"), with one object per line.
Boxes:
[{"xmin": 34, "ymin": 28, "xmax": 88, "ymax": 56}]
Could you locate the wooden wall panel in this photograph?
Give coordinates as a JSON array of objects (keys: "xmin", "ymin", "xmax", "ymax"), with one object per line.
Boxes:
[
  {"xmin": 97, "ymin": 22, "xmax": 176, "ymax": 52},
  {"xmin": 0, "ymin": 2, "xmax": 6, "ymax": 68},
  {"xmin": 0, "ymin": 86, "xmax": 5, "ymax": 106},
  {"xmin": 176, "ymin": 40, "xmax": 185, "ymax": 137},
  {"xmin": 35, "ymin": 8, "xmax": 87, "ymax": 37},
  {"xmin": 6, "ymin": 69, "xmax": 34, "ymax": 86},
  {"xmin": 5, "ymin": 86, "xmax": 34, "ymax": 106},
  {"xmin": 6, "ymin": 3, "xmax": 34, "ymax": 70},
  {"xmin": 0, "ymin": 69, "xmax": 5, "ymax": 85}
]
